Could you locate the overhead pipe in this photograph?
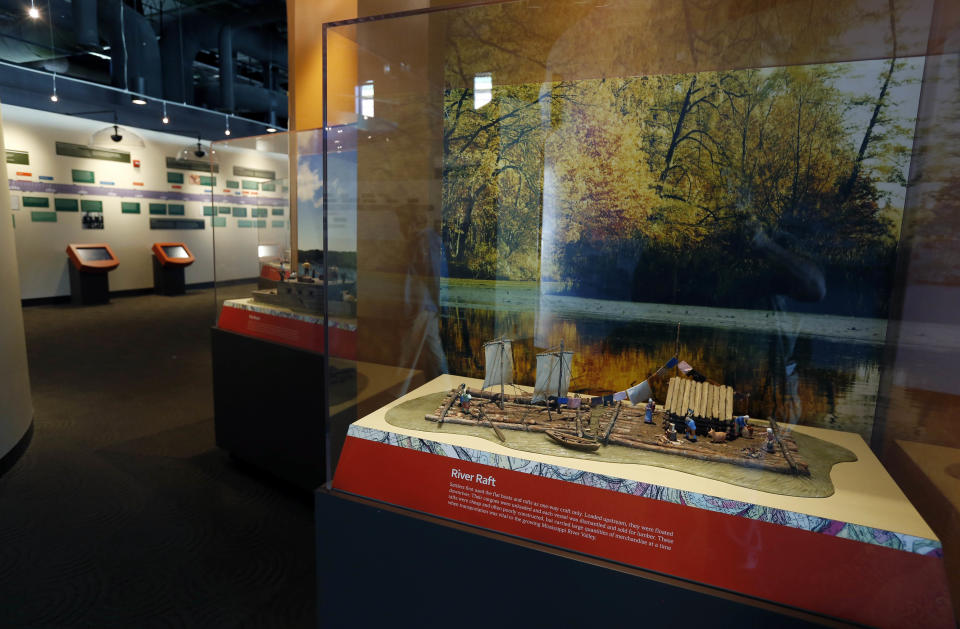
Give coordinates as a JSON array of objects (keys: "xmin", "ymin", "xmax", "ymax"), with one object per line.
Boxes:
[
  {"xmin": 73, "ymin": 0, "xmax": 99, "ymax": 50},
  {"xmin": 98, "ymin": 0, "xmax": 162, "ymax": 97}
]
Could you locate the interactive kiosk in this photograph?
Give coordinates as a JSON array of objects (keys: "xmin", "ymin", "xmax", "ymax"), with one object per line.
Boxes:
[
  {"xmin": 65, "ymin": 243, "xmax": 119, "ymax": 305},
  {"xmin": 151, "ymin": 242, "xmax": 195, "ymax": 296}
]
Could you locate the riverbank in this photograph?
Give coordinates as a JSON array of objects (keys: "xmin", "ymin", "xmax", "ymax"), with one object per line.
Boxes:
[{"xmin": 441, "ymin": 278, "xmax": 888, "ymax": 345}]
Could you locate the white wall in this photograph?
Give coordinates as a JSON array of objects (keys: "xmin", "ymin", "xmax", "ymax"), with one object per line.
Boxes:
[
  {"xmin": 0, "ymin": 99, "xmax": 34, "ymax": 460},
  {"xmin": 3, "ymin": 105, "xmax": 289, "ymax": 299}
]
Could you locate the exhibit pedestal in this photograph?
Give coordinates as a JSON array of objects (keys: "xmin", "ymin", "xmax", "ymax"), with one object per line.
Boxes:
[
  {"xmin": 68, "ymin": 265, "xmax": 109, "ymax": 305},
  {"xmin": 212, "ymin": 327, "xmax": 328, "ymax": 490},
  {"xmin": 331, "ymin": 375, "xmax": 954, "ymax": 628},
  {"xmin": 211, "ymin": 326, "xmax": 423, "ymax": 491},
  {"xmin": 152, "ymin": 257, "xmax": 186, "ymax": 296},
  {"xmin": 316, "ymin": 487, "xmax": 831, "ymax": 628}
]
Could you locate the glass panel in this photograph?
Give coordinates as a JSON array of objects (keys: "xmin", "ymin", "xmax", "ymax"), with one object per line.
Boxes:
[{"xmin": 323, "ymin": 0, "xmax": 960, "ymax": 623}]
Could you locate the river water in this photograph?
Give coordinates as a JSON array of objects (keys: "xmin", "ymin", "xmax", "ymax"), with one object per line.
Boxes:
[{"xmin": 438, "ymin": 280, "xmax": 884, "ymax": 441}]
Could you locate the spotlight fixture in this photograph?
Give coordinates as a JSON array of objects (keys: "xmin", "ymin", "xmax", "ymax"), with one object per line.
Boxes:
[
  {"xmin": 224, "ymin": 114, "xmax": 231, "ymax": 136},
  {"xmin": 28, "ymin": 0, "xmax": 38, "ymax": 18},
  {"xmin": 266, "ymin": 127, "xmax": 277, "ymax": 133},
  {"xmin": 49, "ymin": 74, "xmax": 58, "ymax": 102},
  {"xmin": 131, "ymin": 94, "xmax": 147, "ymax": 106},
  {"xmin": 161, "ymin": 102, "xmax": 169, "ymax": 125}
]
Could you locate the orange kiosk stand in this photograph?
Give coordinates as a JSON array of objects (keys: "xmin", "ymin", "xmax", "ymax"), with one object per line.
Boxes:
[
  {"xmin": 65, "ymin": 243, "xmax": 119, "ymax": 305},
  {"xmin": 151, "ymin": 242, "xmax": 195, "ymax": 295}
]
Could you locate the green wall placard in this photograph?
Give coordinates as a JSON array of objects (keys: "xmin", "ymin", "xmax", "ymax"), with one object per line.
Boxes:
[
  {"xmin": 30, "ymin": 211, "xmax": 56, "ymax": 222},
  {"xmin": 218, "ymin": 206, "xmax": 231, "ymax": 215},
  {"xmin": 282, "ymin": 186, "xmax": 289, "ymax": 193},
  {"xmin": 165, "ymin": 157, "xmax": 219, "ymax": 173},
  {"xmin": 212, "ymin": 217, "xmax": 227, "ymax": 227},
  {"xmin": 234, "ymin": 166, "xmax": 276, "ymax": 179},
  {"xmin": 167, "ymin": 172, "xmax": 185, "ymax": 184},
  {"xmin": 226, "ymin": 180, "xmax": 239, "ymax": 189},
  {"xmin": 121, "ymin": 202, "xmax": 141, "ymax": 214},
  {"xmin": 261, "ymin": 182, "xmax": 276, "ymax": 192},
  {"xmin": 251, "ymin": 208, "xmax": 268, "ymax": 218},
  {"xmin": 203, "ymin": 206, "xmax": 215, "ymax": 216},
  {"xmin": 241, "ymin": 180, "xmax": 258, "ymax": 190},
  {"xmin": 81, "ymin": 200, "xmax": 103, "ymax": 212},
  {"xmin": 150, "ymin": 218, "xmax": 204, "ymax": 230},
  {"xmin": 57, "ymin": 142, "xmax": 130, "ymax": 163},
  {"xmin": 55, "ymin": 198, "xmax": 79, "ymax": 212},
  {"xmin": 271, "ymin": 220, "xmax": 285, "ymax": 228},
  {"xmin": 232, "ymin": 207, "xmax": 247, "ymax": 217},
  {"xmin": 5, "ymin": 150, "xmax": 29, "ymax": 165},
  {"xmin": 72, "ymin": 169, "xmax": 96, "ymax": 183},
  {"xmin": 22, "ymin": 196, "xmax": 49, "ymax": 208},
  {"xmin": 198, "ymin": 175, "xmax": 216, "ymax": 187},
  {"xmin": 237, "ymin": 219, "xmax": 254, "ymax": 228},
  {"xmin": 271, "ymin": 208, "xmax": 284, "ymax": 216},
  {"xmin": 256, "ymin": 220, "xmax": 267, "ymax": 228},
  {"xmin": 149, "ymin": 203, "xmax": 167, "ymax": 215},
  {"xmin": 168, "ymin": 204, "xmax": 185, "ymax": 216}
]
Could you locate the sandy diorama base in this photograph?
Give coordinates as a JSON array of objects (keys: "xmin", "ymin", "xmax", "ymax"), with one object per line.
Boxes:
[{"xmin": 386, "ymin": 390, "xmax": 856, "ymax": 498}]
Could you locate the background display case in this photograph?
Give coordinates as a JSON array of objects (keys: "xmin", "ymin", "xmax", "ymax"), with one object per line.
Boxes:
[{"xmin": 315, "ymin": 0, "xmax": 960, "ymax": 627}]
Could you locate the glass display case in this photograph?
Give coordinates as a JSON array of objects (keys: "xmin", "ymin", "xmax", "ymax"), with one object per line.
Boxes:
[{"xmin": 317, "ymin": 0, "xmax": 960, "ymax": 626}]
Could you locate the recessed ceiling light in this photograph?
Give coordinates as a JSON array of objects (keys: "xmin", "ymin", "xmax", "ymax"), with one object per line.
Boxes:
[
  {"xmin": 266, "ymin": 127, "xmax": 277, "ymax": 133},
  {"xmin": 131, "ymin": 95, "xmax": 147, "ymax": 105}
]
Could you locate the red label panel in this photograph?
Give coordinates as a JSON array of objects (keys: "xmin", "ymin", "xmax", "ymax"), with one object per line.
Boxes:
[
  {"xmin": 218, "ymin": 305, "xmax": 356, "ymax": 359},
  {"xmin": 334, "ymin": 436, "xmax": 954, "ymax": 628}
]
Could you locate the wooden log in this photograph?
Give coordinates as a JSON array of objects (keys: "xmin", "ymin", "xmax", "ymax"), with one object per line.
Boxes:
[
  {"xmin": 605, "ymin": 434, "xmax": 796, "ymax": 474},
  {"xmin": 719, "ymin": 386, "xmax": 728, "ymax": 420},
  {"xmin": 665, "ymin": 378, "xmax": 677, "ymax": 414},
  {"xmin": 726, "ymin": 386, "xmax": 734, "ymax": 420},
  {"xmin": 697, "ymin": 383, "xmax": 705, "ymax": 419},
  {"xmin": 695, "ymin": 381, "xmax": 705, "ymax": 418},
  {"xmin": 705, "ymin": 384, "xmax": 714, "ymax": 420},
  {"xmin": 679, "ymin": 379, "xmax": 690, "ymax": 416},
  {"xmin": 712, "ymin": 384, "xmax": 720, "ymax": 420}
]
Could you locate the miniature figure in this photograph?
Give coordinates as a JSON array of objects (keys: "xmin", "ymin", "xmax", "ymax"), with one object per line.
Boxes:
[
  {"xmin": 685, "ymin": 409, "xmax": 697, "ymax": 442},
  {"xmin": 460, "ymin": 391, "xmax": 472, "ymax": 411},
  {"xmin": 644, "ymin": 398, "xmax": 655, "ymax": 424},
  {"xmin": 708, "ymin": 428, "xmax": 727, "ymax": 443},
  {"xmin": 765, "ymin": 427, "xmax": 776, "ymax": 453},
  {"xmin": 666, "ymin": 423, "xmax": 678, "ymax": 441},
  {"xmin": 735, "ymin": 414, "xmax": 750, "ymax": 437}
]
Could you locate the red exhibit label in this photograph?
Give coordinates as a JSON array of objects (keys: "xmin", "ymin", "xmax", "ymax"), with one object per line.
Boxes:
[
  {"xmin": 217, "ymin": 305, "xmax": 356, "ymax": 359},
  {"xmin": 333, "ymin": 436, "xmax": 954, "ymax": 628}
]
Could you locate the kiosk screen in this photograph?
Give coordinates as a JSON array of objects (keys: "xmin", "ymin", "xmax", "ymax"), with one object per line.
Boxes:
[
  {"xmin": 76, "ymin": 247, "xmax": 113, "ymax": 262},
  {"xmin": 162, "ymin": 245, "xmax": 190, "ymax": 259}
]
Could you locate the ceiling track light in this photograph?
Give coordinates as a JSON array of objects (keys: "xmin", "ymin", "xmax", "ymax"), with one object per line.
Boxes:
[
  {"xmin": 131, "ymin": 93, "xmax": 147, "ymax": 106},
  {"xmin": 161, "ymin": 102, "xmax": 169, "ymax": 125},
  {"xmin": 49, "ymin": 73, "xmax": 58, "ymax": 102},
  {"xmin": 28, "ymin": 0, "xmax": 39, "ymax": 19},
  {"xmin": 224, "ymin": 114, "xmax": 231, "ymax": 136}
]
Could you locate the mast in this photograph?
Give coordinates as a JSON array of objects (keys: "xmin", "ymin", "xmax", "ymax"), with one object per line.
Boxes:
[
  {"xmin": 499, "ymin": 339, "xmax": 505, "ymax": 409},
  {"xmin": 556, "ymin": 339, "xmax": 564, "ymax": 398}
]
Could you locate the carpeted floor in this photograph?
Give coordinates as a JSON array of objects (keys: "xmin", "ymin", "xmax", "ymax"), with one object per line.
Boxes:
[{"xmin": 0, "ymin": 285, "xmax": 315, "ymax": 628}]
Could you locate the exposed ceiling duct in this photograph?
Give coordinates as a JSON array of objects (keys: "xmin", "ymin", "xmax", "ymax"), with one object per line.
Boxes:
[{"xmin": 0, "ymin": 0, "xmax": 288, "ymax": 133}]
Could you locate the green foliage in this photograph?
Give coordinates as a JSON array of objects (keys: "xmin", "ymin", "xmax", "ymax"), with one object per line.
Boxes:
[{"xmin": 442, "ymin": 60, "xmax": 915, "ymax": 314}]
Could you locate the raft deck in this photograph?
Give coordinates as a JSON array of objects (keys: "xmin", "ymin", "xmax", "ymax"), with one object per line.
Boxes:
[{"xmin": 427, "ymin": 388, "xmax": 809, "ymax": 476}]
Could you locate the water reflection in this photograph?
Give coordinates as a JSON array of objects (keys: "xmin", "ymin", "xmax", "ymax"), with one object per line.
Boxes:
[{"xmin": 440, "ymin": 306, "xmax": 881, "ymax": 440}]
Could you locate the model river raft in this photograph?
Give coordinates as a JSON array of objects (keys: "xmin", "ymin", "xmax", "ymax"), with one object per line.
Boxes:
[
  {"xmin": 424, "ymin": 338, "xmax": 810, "ymax": 476},
  {"xmin": 252, "ymin": 261, "xmax": 356, "ymax": 317}
]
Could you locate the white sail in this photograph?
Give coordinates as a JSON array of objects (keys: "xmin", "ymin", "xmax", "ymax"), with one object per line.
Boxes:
[
  {"xmin": 482, "ymin": 339, "xmax": 514, "ymax": 389},
  {"xmin": 532, "ymin": 350, "xmax": 573, "ymax": 403}
]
